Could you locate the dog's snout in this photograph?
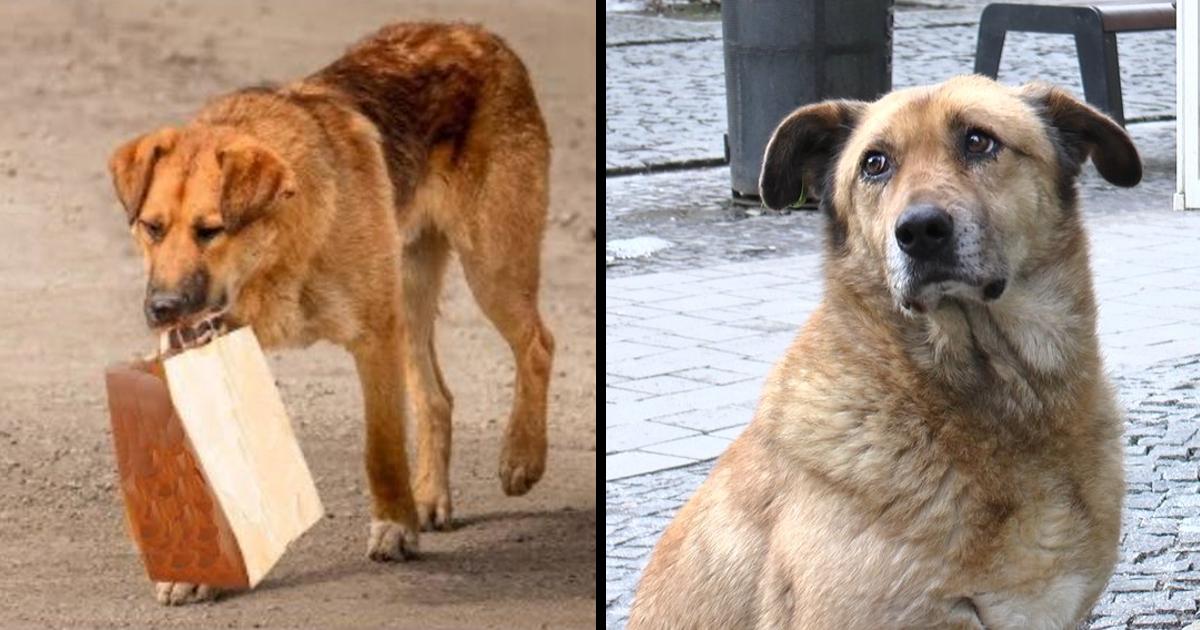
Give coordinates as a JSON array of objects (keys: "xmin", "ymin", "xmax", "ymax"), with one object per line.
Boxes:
[
  {"xmin": 895, "ymin": 204, "xmax": 954, "ymax": 261},
  {"xmin": 143, "ymin": 269, "xmax": 211, "ymax": 328},
  {"xmin": 144, "ymin": 292, "xmax": 186, "ymax": 327}
]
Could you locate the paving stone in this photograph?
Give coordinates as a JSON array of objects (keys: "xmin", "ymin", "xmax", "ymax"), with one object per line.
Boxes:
[
  {"xmin": 1162, "ymin": 592, "xmax": 1198, "ymax": 612},
  {"xmin": 1127, "ymin": 464, "xmax": 1158, "ymax": 487},
  {"xmin": 1135, "ymin": 518, "xmax": 1179, "ymax": 536},
  {"xmin": 673, "ymin": 366, "xmax": 756, "ymax": 385},
  {"xmin": 1126, "ymin": 533, "xmax": 1175, "ymax": 560},
  {"xmin": 1180, "ymin": 519, "xmax": 1200, "ymax": 546},
  {"xmin": 1161, "ymin": 425, "xmax": 1199, "ymax": 446},
  {"xmin": 1129, "ymin": 613, "xmax": 1179, "ymax": 627},
  {"xmin": 606, "ymin": 346, "xmax": 745, "ymax": 380},
  {"xmin": 1161, "ymin": 493, "xmax": 1200, "ymax": 510},
  {"xmin": 642, "ymin": 434, "xmax": 732, "ymax": 460},
  {"xmin": 1112, "ymin": 590, "xmax": 1172, "ymax": 614},
  {"xmin": 651, "ymin": 404, "xmax": 754, "ymax": 433},
  {"xmin": 618, "ymin": 328, "xmax": 707, "ymax": 350},
  {"xmin": 605, "ymin": 420, "xmax": 698, "ymax": 455},
  {"xmin": 605, "ymin": 385, "xmax": 645, "ymax": 406},
  {"xmin": 613, "ymin": 374, "xmax": 708, "ymax": 397},
  {"xmin": 646, "ymin": 292, "xmax": 760, "ymax": 313},
  {"xmin": 605, "ymin": 450, "xmax": 694, "ymax": 481},
  {"xmin": 1109, "ymin": 577, "xmax": 1158, "ymax": 593},
  {"xmin": 709, "ymin": 424, "xmax": 747, "ymax": 441},
  {"xmin": 710, "ymin": 357, "xmax": 776, "ymax": 377},
  {"xmin": 701, "ymin": 331, "xmax": 796, "ymax": 362},
  {"xmin": 1132, "ymin": 558, "xmax": 1192, "ymax": 576},
  {"xmin": 718, "ymin": 317, "xmax": 800, "ymax": 334},
  {"xmin": 1159, "ymin": 462, "xmax": 1199, "ymax": 482},
  {"xmin": 631, "ymin": 380, "xmax": 762, "ymax": 420}
]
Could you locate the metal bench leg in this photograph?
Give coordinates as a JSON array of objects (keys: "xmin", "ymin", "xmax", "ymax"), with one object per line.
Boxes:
[
  {"xmin": 1075, "ymin": 29, "xmax": 1125, "ymax": 125},
  {"xmin": 973, "ymin": 10, "xmax": 1007, "ymax": 77}
]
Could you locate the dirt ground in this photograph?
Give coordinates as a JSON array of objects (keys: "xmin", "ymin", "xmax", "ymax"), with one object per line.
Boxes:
[{"xmin": 0, "ymin": 1, "xmax": 596, "ymax": 627}]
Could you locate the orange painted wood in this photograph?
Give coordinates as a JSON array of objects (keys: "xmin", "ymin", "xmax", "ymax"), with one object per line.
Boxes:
[{"xmin": 105, "ymin": 359, "xmax": 250, "ymax": 589}]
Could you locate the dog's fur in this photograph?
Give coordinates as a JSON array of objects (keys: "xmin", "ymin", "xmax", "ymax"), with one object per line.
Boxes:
[
  {"xmin": 628, "ymin": 76, "xmax": 1138, "ymax": 629},
  {"xmin": 109, "ymin": 22, "xmax": 554, "ymax": 604}
]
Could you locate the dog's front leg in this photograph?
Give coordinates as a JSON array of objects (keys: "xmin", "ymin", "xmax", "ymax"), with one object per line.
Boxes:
[{"xmin": 351, "ymin": 323, "xmax": 419, "ymax": 561}]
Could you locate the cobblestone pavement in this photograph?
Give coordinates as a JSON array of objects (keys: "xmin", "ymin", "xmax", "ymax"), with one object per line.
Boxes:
[
  {"xmin": 606, "ymin": 353, "xmax": 1200, "ymax": 628},
  {"xmin": 605, "ymin": 2, "xmax": 1178, "ymax": 277},
  {"xmin": 605, "ymin": 8, "xmax": 1175, "ymax": 172}
]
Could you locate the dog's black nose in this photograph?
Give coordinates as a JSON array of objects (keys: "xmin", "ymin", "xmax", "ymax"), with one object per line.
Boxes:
[
  {"xmin": 895, "ymin": 204, "xmax": 954, "ymax": 261},
  {"xmin": 145, "ymin": 292, "xmax": 185, "ymax": 327}
]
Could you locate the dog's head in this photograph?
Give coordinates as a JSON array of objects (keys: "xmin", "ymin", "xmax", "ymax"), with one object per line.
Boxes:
[
  {"xmin": 760, "ymin": 76, "xmax": 1140, "ymax": 314},
  {"xmin": 109, "ymin": 126, "xmax": 297, "ymax": 329}
]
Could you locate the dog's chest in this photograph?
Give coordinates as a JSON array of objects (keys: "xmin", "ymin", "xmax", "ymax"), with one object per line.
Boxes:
[{"xmin": 955, "ymin": 476, "xmax": 1102, "ymax": 627}]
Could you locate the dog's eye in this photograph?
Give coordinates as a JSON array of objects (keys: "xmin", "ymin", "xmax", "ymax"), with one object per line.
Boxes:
[
  {"xmin": 861, "ymin": 151, "xmax": 891, "ymax": 178},
  {"xmin": 964, "ymin": 130, "xmax": 998, "ymax": 156},
  {"xmin": 140, "ymin": 220, "xmax": 164, "ymax": 242},
  {"xmin": 194, "ymin": 224, "xmax": 225, "ymax": 244}
]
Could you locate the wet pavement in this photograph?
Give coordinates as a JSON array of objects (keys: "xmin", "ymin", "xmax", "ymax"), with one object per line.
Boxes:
[
  {"xmin": 605, "ymin": 5, "xmax": 1174, "ymax": 174},
  {"xmin": 605, "ymin": 2, "xmax": 1176, "ymax": 277},
  {"xmin": 605, "ymin": 1, "xmax": 1200, "ymax": 628}
]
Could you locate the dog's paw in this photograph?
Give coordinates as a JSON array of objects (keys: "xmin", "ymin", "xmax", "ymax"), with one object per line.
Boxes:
[
  {"xmin": 154, "ymin": 582, "xmax": 220, "ymax": 606},
  {"xmin": 499, "ymin": 436, "xmax": 546, "ymax": 496},
  {"xmin": 415, "ymin": 491, "xmax": 453, "ymax": 531},
  {"xmin": 367, "ymin": 518, "xmax": 419, "ymax": 562}
]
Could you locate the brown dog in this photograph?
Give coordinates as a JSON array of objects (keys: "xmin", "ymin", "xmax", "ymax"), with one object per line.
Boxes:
[
  {"xmin": 109, "ymin": 22, "xmax": 554, "ymax": 605},
  {"xmin": 628, "ymin": 76, "xmax": 1138, "ymax": 628}
]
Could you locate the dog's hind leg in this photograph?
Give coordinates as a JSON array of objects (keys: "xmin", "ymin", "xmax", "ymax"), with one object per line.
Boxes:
[
  {"xmin": 461, "ymin": 255, "xmax": 554, "ymax": 496},
  {"xmin": 400, "ymin": 227, "xmax": 455, "ymax": 530},
  {"xmin": 452, "ymin": 195, "xmax": 554, "ymax": 497}
]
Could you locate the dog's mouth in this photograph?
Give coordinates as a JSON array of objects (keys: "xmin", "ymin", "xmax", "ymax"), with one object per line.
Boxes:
[
  {"xmin": 162, "ymin": 310, "xmax": 230, "ymax": 351},
  {"xmin": 145, "ymin": 294, "xmax": 231, "ymax": 333},
  {"xmin": 898, "ymin": 273, "xmax": 1008, "ymax": 314}
]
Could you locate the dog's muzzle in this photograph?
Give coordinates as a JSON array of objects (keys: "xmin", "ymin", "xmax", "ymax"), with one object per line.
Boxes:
[{"xmin": 892, "ymin": 204, "xmax": 1007, "ymax": 312}]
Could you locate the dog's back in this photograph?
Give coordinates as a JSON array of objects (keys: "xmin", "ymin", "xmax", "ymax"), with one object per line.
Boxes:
[{"xmin": 308, "ymin": 23, "xmax": 547, "ymax": 209}]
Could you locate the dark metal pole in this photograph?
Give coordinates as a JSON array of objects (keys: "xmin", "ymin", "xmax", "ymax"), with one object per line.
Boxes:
[{"xmin": 722, "ymin": 0, "xmax": 894, "ymax": 205}]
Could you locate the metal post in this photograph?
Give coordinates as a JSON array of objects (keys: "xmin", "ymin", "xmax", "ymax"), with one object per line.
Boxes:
[{"xmin": 722, "ymin": 0, "xmax": 894, "ymax": 205}]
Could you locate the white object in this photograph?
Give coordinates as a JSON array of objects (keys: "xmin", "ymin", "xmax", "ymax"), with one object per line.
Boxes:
[
  {"xmin": 1177, "ymin": 2, "xmax": 1199, "ymax": 210},
  {"xmin": 162, "ymin": 327, "xmax": 323, "ymax": 587}
]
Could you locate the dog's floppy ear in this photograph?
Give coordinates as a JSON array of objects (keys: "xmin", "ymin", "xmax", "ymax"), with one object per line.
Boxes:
[
  {"xmin": 108, "ymin": 127, "xmax": 179, "ymax": 223},
  {"xmin": 759, "ymin": 100, "xmax": 866, "ymax": 209},
  {"xmin": 217, "ymin": 137, "xmax": 297, "ymax": 231},
  {"xmin": 1019, "ymin": 83, "xmax": 1141, "ymax": 187}
]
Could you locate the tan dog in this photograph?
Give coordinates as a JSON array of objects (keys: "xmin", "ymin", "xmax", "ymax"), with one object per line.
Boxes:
[
  {"xmin": 108, "ymin": 22, "xmax": 554, "ymax": 605},
  {"xmin": 628, "ymin": 76, "xmax": 1138, "ymax": 629}
]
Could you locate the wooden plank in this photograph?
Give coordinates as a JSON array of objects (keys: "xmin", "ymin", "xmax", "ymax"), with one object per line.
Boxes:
[
  {"xmin": 106, "ymin": 327, "xmax": 322, "ymax": 589},
  {"xmin": 163, "ymin": 328, "xmax": 323, "ymax": 587},
  {"xmin": 105, "ymin": 360, "xmax": 250, "ymax": 588}
]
